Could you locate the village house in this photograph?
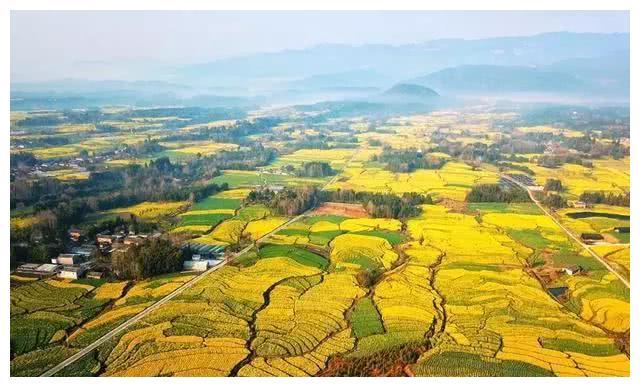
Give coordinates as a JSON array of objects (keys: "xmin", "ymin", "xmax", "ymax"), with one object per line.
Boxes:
[
  {"xmin": 562, "ymin": 265, "xmax": 583, "ymax": 276},
  {"xmin": 71, "ymin": 244, "xmax": 96, "ymax": 259},
  {"xmin": 123, "ymin": 234, "xmax": 148, "ymax": 246},
  {"xmin": 15, "ymin": 263, "xmax": 62, "ymax": 277},
  {"xmin": 52, "ymin": 253, "xmax": 82, "ymax": 266},
  {"xmin": 58, "ymin": 266, "xmax": 88, "ymax": 280},
  {"xmin": 86, "ymin": 271, "xmax": 105, "ymax": 280},
  {"xmin": 266, "ymin": 184, "xmax": 285, "ymax": 193},
  {"xmin": 580, "ymin": 233, "xmax": 604, "ymax": 244},
  {"xmin": 97, "ymin": 233, "xmax": 116, "ymax": 246},
  {"xmin": 572, "ymin": 201, "xmax": 588, "ymax": 209}
]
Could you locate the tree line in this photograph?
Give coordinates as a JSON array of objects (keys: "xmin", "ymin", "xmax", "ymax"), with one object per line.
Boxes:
[
  {"xmin": 466, "ymin": 184, "xmax": 531, "ymax": 203},
  {"xmin": 245, "ymin": 186, "xmax": 432, "ymax": 219},
  {"xmin": 245, "ymin": 186, "xmax": 321, "ymax": 216},
  {"xmin": 372, "ymin": 148, "xmax": 447, "ymax": 173},
  {"xmin": 579, "ymin": 191, "xmax": 630, "ymax": 207}
]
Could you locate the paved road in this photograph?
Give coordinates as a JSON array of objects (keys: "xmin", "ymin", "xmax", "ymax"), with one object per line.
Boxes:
[
  {"xmin": 41, "ymin": 150, "xmax": 362, "ymax": 377},
  {"xmin": 501, "ymin": 174, "xmax": 630, "ymax": 289},
  {"xmin": 40, "ymin": 208, "xmax": 315, "ymax": 377}
]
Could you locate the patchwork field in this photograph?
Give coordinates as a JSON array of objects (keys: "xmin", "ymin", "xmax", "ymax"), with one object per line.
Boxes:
[
  {"xmin": 556, "ymin": 206, "xmax": 630, "ymax": 244},
  {"xmin": 10, "ymin": 107, "xmax": 631, "ymax": 377},
  {"xmin": 10, "ymin": 279, "xmax": 131, "ymax": 375},
  {"xmin": 268, "ymin": 148, "xmax": 358, "ymax": 171},
  {"xmin": 326, "ymin": 161, "xmax": 499, "ymax": 201},
  {"xmin": 405, "ymin": 205, "xmax": 629, "ymax": 377},
  {"xmin": 516, "ymin": 158, "xmax": 630, "ymax": 199}
]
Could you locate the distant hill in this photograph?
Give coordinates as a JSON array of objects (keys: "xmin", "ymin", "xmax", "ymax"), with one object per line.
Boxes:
[
  {"xmin": 544, "ymin": 50, "xmax": 629, "ymax": 95},
  {"xmin": 411, "ymin": 65, "xmax": 589, "ymax": 94},
  {"xmin": 174, "ymin": 32, "xmax": 629, "ymax": 90},
  {"xmin": 12, "ymin": 32, "xmax": 629, "ymax": 104},
  {"xmin": 10, "ymin": 79, "xmax": 257, "ymax": 110},
  {"xmin": 284, "ymin": 69, "xmax": 394, "ymax": 90},
  {"xmin": 383, "ymin": 83, "xmax": 440, "ymax": 98},
  {"xmin": 409, "ymin": 48, "xmax": 629, "ymax": 98}
]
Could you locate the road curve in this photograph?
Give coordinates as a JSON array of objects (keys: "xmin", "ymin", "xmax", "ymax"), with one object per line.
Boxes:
[{"xmin": 501, "ymin": 174, "xmax": 630, "ymax": 289}]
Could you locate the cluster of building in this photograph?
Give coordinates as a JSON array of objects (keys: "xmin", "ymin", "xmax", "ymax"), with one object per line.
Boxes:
[
  {"xmin": 15, "ymin": 245, "xmax": 98, "ymax": 280},
  {"xmin": 95, "ymin": 231, "xmax": 154, "ymax": 253},
  {"xmin": 14, "ymin": 229, "xmax": 157, "ymax": 281},
  {"xmin": 14, "ymin": 226, "xmax": 227, "ymax": 280}
]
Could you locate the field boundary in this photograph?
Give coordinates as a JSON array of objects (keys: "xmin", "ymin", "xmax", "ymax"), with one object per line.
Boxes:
[
  {"xmin": 40, "ymin": 209, "xmax": 312, "ymax": 377},
  {"xmin": 501, "ymin": 174, "xmax": 630, "ymax": 289},
  {"xmin": 41, "ymin": 149, "xmax": 362, "ymax": 377}
]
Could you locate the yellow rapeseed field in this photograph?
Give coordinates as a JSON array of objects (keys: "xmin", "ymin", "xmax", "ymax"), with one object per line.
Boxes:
[
  {"xmin": 243, "ymin": 217, "xmax": 288, "ymax": 240},
  {"xmin": 94, "ymin": 282, "xmax": 129, "ymax": 300},
  {"xmin": 106, "ymin": 201, "xmax": 190, "ymax": 220}
]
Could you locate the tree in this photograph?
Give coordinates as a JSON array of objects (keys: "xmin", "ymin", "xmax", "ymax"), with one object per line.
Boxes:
[
  {"xmin": 466, "ymin": 184, "xmax": 530, "ymax": 203},
  {"xmin": 112, "ymin": 237, "xmax": 184, "ymax": 280},
  {"xmin": 579, "ymin": 191, "xmax": 630, "ymax": 207},
  {"xmin": 543, "ymin": 193, "xmax": 567, "ymax": 209},
  {"xmin": 295, "ymin": 162, "xmax": 335, "ymax": 177},
  {"xmin": 544, "ymin": 178, "xmax": 563, "ymax": 192}
]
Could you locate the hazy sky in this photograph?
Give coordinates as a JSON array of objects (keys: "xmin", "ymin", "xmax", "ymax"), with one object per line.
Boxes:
[{"xmin": 11, "ymin": 10, "xmax": 629, "ymax": 82}]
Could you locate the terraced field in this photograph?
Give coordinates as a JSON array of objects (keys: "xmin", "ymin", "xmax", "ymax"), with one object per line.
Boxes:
[
  {"xmin": 21, "ymin": 193, "xmax": 629, "ymax": 378},
  {"xmin": 10, "ymin": 279, "xmax": 131, "ymax": 375},
  {"xmin": 406, "ymin": 205, "xmax": 629, "ymax": 377}
]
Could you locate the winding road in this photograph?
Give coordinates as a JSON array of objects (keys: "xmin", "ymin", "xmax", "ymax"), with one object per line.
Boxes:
[{"xmin": 501, "ymin": 174, "xmax": 630, "ymax": 289}]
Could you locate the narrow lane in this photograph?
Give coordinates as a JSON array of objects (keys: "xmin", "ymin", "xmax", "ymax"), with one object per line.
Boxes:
[
  {"xmin": 501, "ymin": 174, "xmax": 630, "ymax": 288},
  {"xmin": 42, "ymin": 148, "xmax": 363, "ymax": 377},
  {"xmin": 40, "ymin": 209, "xmax": 312, "ymax": 377}
]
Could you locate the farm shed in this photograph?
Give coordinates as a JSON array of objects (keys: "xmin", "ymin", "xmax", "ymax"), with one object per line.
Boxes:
[
  {"xmin": 183, "ymin": 260, "xmax": 209, "ymax": 272},
  {"xmin": 562, "ymin": 265, "xmax": 583, "ymax": 276},
  {"xmin": 580, "ymin": 233, "xmax": 604, "ymax": 244},
  {"xmin": 86, "ymin": 271, "xmax": 105, "ymax": 279},
  {"xmin": 53, "ymin": 253, "xmax": 82, "ymax": 265},
  {"xmin": 58, "ymin": 266, "xmax": 88, "ymax": 280},
  {"xmin": 15, "ymin": 263, "xmax": 62, "ymax": 277}
]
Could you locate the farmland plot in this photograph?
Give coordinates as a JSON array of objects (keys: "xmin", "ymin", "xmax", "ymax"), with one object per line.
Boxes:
[{"xmin": 406, "ymin": 205, "xmax": 629, "ymax": 376}]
